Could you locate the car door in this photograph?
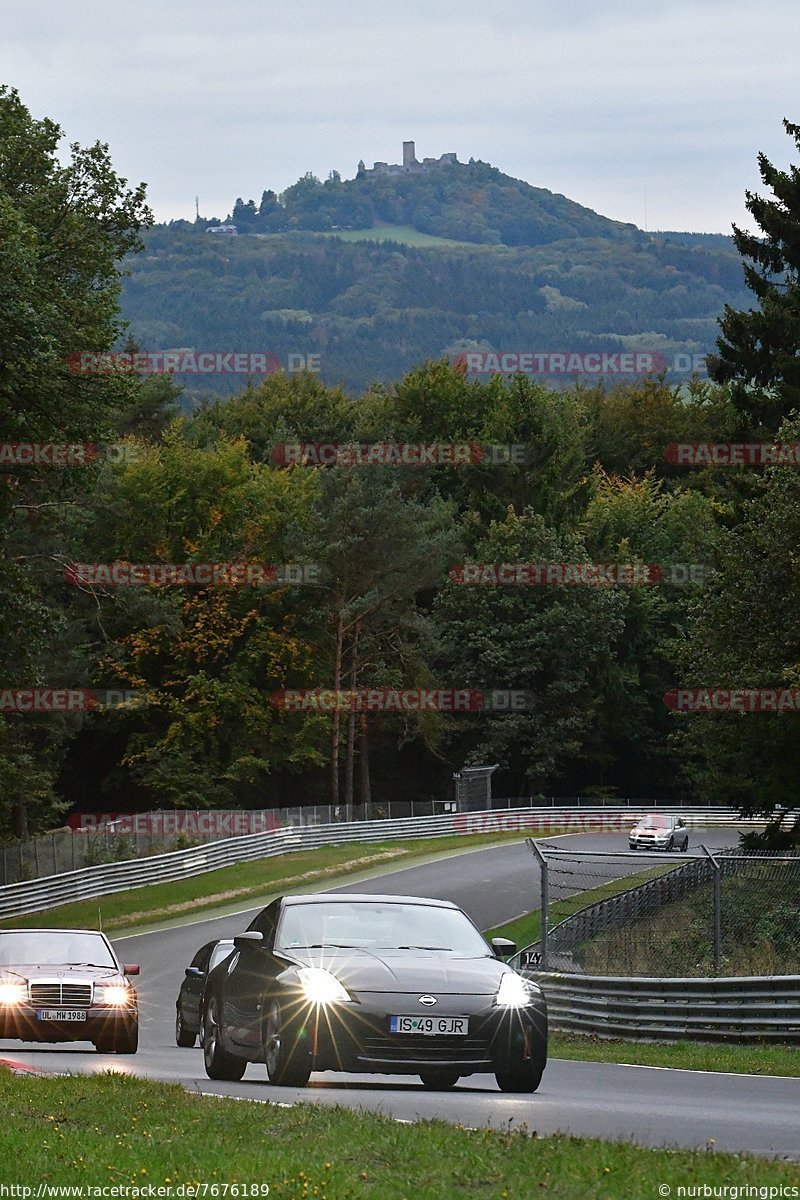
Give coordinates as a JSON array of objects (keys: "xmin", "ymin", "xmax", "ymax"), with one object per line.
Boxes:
[{"xmin": 224, "ymin": 901, "xmax": 281, "ymax": 1051}]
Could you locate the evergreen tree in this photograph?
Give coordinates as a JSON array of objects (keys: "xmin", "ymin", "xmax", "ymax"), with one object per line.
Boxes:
[{"xmin": 709, "ymin": 119, "xmax": 800, "ymax": 429}]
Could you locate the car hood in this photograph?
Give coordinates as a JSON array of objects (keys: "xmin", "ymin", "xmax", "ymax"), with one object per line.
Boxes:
[
  {"xmin": 0, "ymin": 965, "xmax": 124, "ymax": 982},
  {"xmin": 282, "ymin": 948, "xmax": 517, "ymax": 995}
]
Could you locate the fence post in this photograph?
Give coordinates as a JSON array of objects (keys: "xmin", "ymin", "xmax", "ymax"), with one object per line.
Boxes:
[
  {"xmin": 700, "ymin": 844, "xmax": 722, "ymax": 973},
  {"xmin": 527, "ymin": 838, "xmax": 549, "ymax": 970}
]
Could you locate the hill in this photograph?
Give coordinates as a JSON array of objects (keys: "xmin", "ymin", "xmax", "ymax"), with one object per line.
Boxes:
[
  {"xmin": 225, "ymin": 157, "xmax": 640, "ymax": 247},
  {"xmin": 119, "ymin": 161, "xmax": 749, "ymax": 397}
]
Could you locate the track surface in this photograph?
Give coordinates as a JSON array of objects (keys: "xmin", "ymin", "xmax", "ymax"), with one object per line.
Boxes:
[{"xmin": 5, "ymin": 829, "xmax": 798, "ymax": 1161}]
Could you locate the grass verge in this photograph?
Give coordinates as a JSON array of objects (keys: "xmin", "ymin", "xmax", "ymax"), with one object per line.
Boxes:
[
  {"xmin": 551, "ymin": 1034, "xmax": 800, "ymax": 1077},
  {"xmin": 0, "ymin": 830, "xmax": 533, "ymax": 935},
  {"xmin": 3, "ymin": 1071, "xmax": 798, "ymax": 1197}
]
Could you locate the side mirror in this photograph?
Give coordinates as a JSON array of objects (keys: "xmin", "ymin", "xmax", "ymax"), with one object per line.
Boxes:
[
  {"xmin": 234, "ymin": 931, "xmax": 264, "ymax": 950},
  {"xmin": 123, "ymin": 964, "xmax": 140, "ymax": 976},
  {"xmin": 491, "ymin": 937, "xmax": 517, "ymax": 958}
]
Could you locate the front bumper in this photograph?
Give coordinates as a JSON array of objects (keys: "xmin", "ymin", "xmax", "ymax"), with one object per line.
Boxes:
[
  {"xmin": 0, "ymin": 1003, "xmax": 137, "ymax": 1044},
  {"xmin": 282, "ymin": 990, "xmax": 548, "ymax": 1077}
]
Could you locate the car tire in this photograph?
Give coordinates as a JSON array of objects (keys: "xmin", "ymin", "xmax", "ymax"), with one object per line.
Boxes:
[
  {"xmin": 202, "ymin": 998, "xmax": 246, "ymax": 1081},
  {"xmin": 175, "ymin": 1007, "xmax": 196, "ymax": 1048},
  {"xmin": 495, "ymin": 1057, "xmax": 544, "ymax": 1093},
  {"xmin": 681, "ymin": 838, "xmax": 689, "ymax": 852},
  {"xmin": 263, "ymin": 1000, "xmax": 312, "ymax": 1087},
  {"xmin": 419, "ymin": 1069, "xmax": 460, "ymax": 1089},
  {"xmin": 95, "ymin": 1018, "xmax": 138, "ymax": 1055},
  {"xmin": 667, "ymin": 837, "xmax": 674, "ymax": 852}
]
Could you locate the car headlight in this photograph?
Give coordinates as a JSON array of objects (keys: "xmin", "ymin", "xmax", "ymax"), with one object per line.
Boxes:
[
  {"xmin": 494, "ymin": 973, "xmax": 536, "ymax": 1007},
  {"xmin": 0, "ymin": 982, "xmax": 27, "ymax": 1005},
  {"xmin": 94, "ymin": 985, "xmax": 131, "ymax": 1006},
  {"xmin": 296, "ymin": 967, "xmax": 352, "ymax": 1005}
]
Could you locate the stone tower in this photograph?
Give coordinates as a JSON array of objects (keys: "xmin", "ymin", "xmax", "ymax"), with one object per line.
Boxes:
[{"xmin": 402, "ymin": 140, "xmax": 417, "ymax": 168}]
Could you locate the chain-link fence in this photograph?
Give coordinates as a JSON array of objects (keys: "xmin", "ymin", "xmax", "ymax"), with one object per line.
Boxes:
[{"xmin": 521, "ymin": 841, "xmax": 800, "ymax": 977}]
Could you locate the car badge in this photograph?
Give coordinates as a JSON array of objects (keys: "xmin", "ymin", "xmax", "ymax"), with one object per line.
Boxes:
[{"xmin": 418, "ymin": 995, "xmax": 437, "ymax": 1006}]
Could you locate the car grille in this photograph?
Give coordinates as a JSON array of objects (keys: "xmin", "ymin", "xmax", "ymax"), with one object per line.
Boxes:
[
  {"xmin": 29, "ymin": 982, "xmax": 93, "ymax": 1007},
  {"xmin": 359, "ymin": 1035, "xmax": 492, "ymax": 1066}
]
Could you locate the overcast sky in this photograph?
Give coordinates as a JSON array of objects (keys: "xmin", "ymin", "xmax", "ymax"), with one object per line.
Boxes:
[{"xmin": 4, "ymin": 0, "xmax": 799, "ymax": 233}]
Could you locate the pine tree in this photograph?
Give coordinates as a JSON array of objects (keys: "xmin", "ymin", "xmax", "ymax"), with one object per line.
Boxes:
[{"xmin": 708, "ymin": 119, "xmax": 800, "ymax": 429}]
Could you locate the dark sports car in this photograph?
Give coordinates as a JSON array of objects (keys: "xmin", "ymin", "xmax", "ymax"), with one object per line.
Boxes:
[
  {"xmin": 175, "ymin": 938, "xmax": 234, "ymax": 1047},
  {"xmin": 0, "ymin": 928, "xmax": 139, "ymax": 1053},
  {"xmin": 201, "ymin": 893, "xmax": 548, "ymax": 1092}
]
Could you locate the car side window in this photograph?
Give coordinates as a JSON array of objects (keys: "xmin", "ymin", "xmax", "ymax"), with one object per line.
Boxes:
[
  {"xmin": 191, "ymin": 942, "xmax": 213, "ymax": 971},
  {"xmin": 248, "ymin": 900, "xmax": 280, "ymax": 948}
]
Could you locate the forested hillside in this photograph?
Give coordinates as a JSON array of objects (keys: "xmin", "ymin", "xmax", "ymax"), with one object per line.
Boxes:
[{"xmin": 121, "ymin": 221, "xmax": 749, "ymax": 397}]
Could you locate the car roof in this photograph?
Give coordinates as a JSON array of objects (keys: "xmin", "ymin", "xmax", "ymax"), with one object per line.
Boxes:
[
  {"xmin": 0, "ymin": 928, "xmax": 109, "ymax": 936},
  {"xmin": 281, "ymin": 893, "xmax": 459, "ymax": 909}
]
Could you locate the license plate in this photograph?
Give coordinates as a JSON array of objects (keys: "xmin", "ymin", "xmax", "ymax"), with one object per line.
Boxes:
[
  {"xmin": 37, "ymin": 1010, "xmax": 87, "ymax": 1022},
  {"xmin": 389, "ymin": 1015, "xmax": 468, "ymax": 1036}
]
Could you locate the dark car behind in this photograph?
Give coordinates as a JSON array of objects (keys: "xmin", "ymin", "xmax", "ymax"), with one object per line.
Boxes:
[{"xmin": 175, "ymin": 938, "xmax": 234, "ymax": 1046}]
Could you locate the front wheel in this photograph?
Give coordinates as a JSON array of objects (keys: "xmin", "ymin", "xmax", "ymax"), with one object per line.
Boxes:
[
  {"xmin": 495, "ymin": 1058, "xmax": 544, "ymax": 1093},
  {"xmin": 419, "ymin": 1069, "xmax": 459, "ymax": 1089},
  {"xmin": 202, "ymin": 998, "xmax": 246, "ymax": 1081},
  {"xmin": 95, "ymin": 1018, "xmax": 138, "ymax": 1055},
  {"xmin": 681, "ymin": 839, "xmax": 689, "ymax": 852},
  {"xmin": 175, "ymin": 1007, "xmax": 196, "ymax": 1048},
  {"xmin": 263, "ymin": 1000, "xmax": 312, "ymax": 1087}
]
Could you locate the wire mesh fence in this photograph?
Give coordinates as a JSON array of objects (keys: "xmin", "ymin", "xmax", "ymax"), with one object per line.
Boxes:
[{"xmin": 521, "ymin": 842, "xmax": 800, "ymax": 977}]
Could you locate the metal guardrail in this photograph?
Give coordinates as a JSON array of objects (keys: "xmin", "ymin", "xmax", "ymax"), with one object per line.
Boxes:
[
  {"xmin": 0, "ymin": 805, "xmax": 755, "ymax": 920},
  {"xmin": 526, "ymin": 971, "xmax": 800, "ymax": 1042}
]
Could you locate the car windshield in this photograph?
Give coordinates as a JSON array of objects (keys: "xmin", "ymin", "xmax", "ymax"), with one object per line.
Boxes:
[
  {"xmin": 0, "ymin": 931, "xmax": 116, "ymax": 968},
  {"xmin": 639, "ymin": 815, "xmax": 669, "ymax": 828},
  {"xmin": 277, "ymin": 901, "xmax": 490, "ymax": 957}
]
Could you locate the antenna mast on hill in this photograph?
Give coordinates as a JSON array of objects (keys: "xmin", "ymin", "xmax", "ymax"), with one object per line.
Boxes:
[{"xmin": 195, "ymin": 196, "xmax": 200, "ymax": 220}]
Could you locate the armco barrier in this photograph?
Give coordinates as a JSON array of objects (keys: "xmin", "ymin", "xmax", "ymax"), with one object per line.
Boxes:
[
  {"xmin": 0, "ymin": 806, "xmax": 757, "ymax": 920},
  {"xmin": 526, "ymin": 971, "xmax": 800, "ymax": 1042}
]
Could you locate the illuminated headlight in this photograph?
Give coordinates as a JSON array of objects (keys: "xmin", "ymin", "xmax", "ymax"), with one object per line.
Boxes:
[
  {"xmin": 296, "ymin": 967, "xmax": 352, "ymax": 1005},
  {"xmin": 94, "ymin": 985, "xmax": 131, "ymax": 1006},
  {"xmin": 495, "ymin": 973, "xmax": 536, "ymax": 1008},
  {"xmin": 0, "ymin": 982, "xmax": 27, "ymax": 1005}
]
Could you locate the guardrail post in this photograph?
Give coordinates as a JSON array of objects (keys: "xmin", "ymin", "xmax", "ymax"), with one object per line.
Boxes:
[
  {"xmin": 527, "ymin": 837, "xmax": 549, "ymax": 969},
  {"xmin": 700, "ymin": 844, "xmax": 722, "ymax": 973}
]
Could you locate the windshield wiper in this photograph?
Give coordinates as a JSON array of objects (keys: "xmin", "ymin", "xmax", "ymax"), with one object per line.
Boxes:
[
  {"xmin": 378, "ymin": 945, "xmax": 451, "ymax": 951},
  {"xmin": 284, "ymin": 943, "xmax": 358, "ymax": 950}
]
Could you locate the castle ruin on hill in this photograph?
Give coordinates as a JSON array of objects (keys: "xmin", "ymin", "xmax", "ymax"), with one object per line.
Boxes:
[{"xmin": 357, "ymin": 141, "xmax": 458, "ymax": 179}]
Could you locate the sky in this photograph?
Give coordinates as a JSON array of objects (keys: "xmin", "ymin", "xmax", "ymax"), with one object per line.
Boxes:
[{"xmin": 3, "ymin": 0, "xmax": 799, "ymax": 234}]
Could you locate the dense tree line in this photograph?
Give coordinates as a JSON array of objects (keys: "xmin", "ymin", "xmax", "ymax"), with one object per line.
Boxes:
[{"xmin": 2, "ymin": 90, "xmax": 798, "ymax": 847}]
